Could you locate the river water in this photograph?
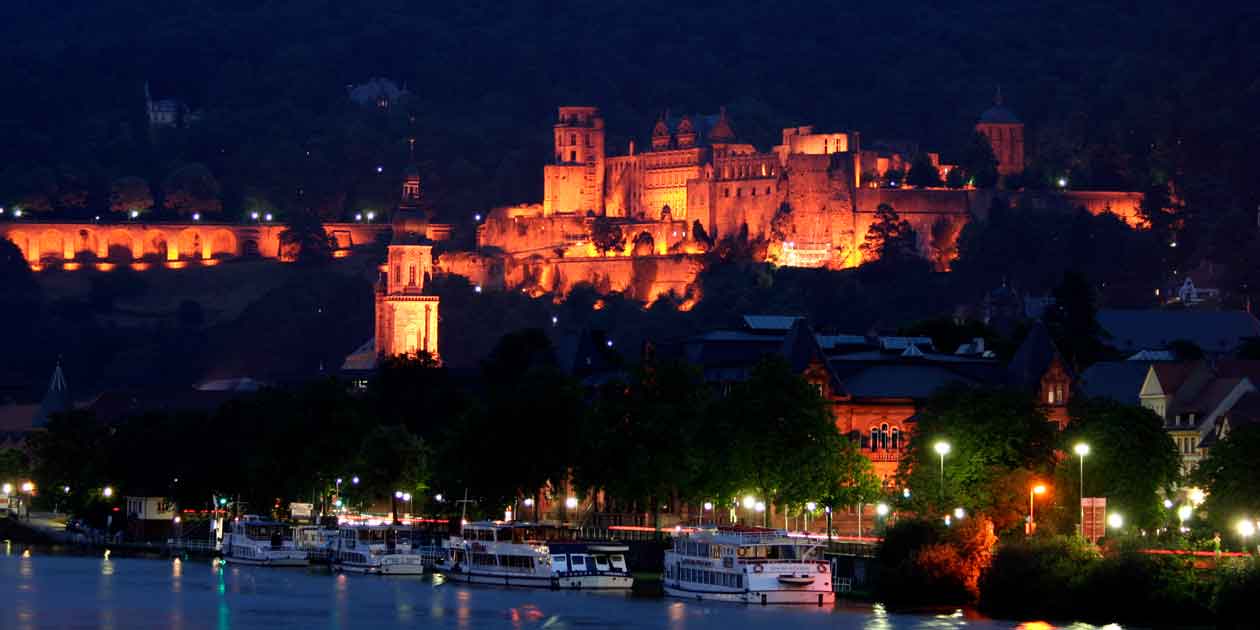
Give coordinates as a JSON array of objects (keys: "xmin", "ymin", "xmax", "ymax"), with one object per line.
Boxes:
[{"xmin": 0, "ymin": 544, "xmax": 1113, "ymax": 629}]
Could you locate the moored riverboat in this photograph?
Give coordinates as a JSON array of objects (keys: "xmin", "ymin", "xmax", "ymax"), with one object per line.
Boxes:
[
  {"xmin": 442, "ymin": 522, "xmax": 633, "ymax": 589},
  {"xmin": 220, "ymin": 517, "xmax": 308, "ymax": 567},
  {"xmin": 330, "ymin": 525, "xmax": 426, "ymax": 575},
  {"xmin": 663, "ymin": 527, "xmax": 833, "ymax": 606}
]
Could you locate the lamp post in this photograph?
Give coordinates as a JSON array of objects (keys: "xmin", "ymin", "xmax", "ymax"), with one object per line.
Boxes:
[
  {"xmin": 1028, "ymin": 484, "xmax": 1046, "ymax": 535},
  {"xmin": 1177, "ymin": 504, "xmax": 1192, "ymax": 532},
  {"xmin": 754, "ymin": 501, "xmax": 766, "ymax": 527},
  {"xmin": 1238, "ymin": 519, "xmax": 1255, "ymax": 554},
  {"xmin": 933, "ymin": 441, "xmax": 951, "ymax": 504},
  {"xmin": 1074, "ymin": 443, "xmax": 1089, "ymax": 534},
  {"xmin": 704, "ymin": 501, "xmax": 715, "ymax": 527},
  {"xmin": 805, "ymin": 502, "xmax": 816, "ymax": 532}
]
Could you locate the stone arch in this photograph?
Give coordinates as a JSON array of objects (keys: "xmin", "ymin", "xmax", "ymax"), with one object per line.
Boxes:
[
  {"xmin": 74, "ymin": 228, "xmax": 98, "ymax": 260},
  {"xmin": 178, "ymin": 228, "xmax": 206, "ymax": 260},
  {"xmin": 209, "ymin": 229, "xmax": 238, "ymax": 258},
  {"xmin": 6, "ymin": 230, "xmax": 32, "ymax": 261},
  {"xmin": 143, "ymin": 230, "xmax": 170, "ymax": 261},
  {"xmin": 107, "ymin": 229, "xmax": 138, "ymax": 261},
  {"xmin": 39, "ymin": 229, "xmax": 65, "ymax": 262}
]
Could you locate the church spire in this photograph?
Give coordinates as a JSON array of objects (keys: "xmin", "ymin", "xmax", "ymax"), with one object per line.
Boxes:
[{"xmin": 994, "ymin": 85, "xmax": 1004, "ymax": 106}]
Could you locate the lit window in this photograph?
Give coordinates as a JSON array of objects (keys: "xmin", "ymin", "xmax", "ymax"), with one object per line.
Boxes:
[{"xmin": 569, "ymin": 134, "xmax": 576, "ymax": 146}]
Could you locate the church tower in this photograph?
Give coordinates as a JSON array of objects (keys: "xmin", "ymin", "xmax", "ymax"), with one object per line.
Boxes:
[
  {"xmin": 975, "ymin": 87, "xmax": 1025, "ymax": 178},
  {"xmin": 375, "ymin": 166, "xmax": 440, "ymax": 361}
]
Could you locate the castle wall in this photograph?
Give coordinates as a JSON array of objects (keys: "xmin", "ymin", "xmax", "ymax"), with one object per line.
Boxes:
[{"xmin": 0, "ymin": 221, "xmax": 389, "ymax": 270}]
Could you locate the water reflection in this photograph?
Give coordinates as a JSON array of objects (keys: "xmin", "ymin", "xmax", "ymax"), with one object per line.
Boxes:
[{"xmin": 0, "ymin": 550, "xmax": 1128, "ymax": 629}]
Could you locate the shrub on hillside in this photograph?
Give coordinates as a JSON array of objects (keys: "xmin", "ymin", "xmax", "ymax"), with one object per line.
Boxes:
[{"xmin": 877, "ymin": 516, "xmax": 996, "ymax": 606}]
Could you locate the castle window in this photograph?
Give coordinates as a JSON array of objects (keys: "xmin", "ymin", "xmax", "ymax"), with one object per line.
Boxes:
[
  {"xmin": 409, "ymin": 265, "xmax": 416, "ymax": 286},
  {"xmin": 869, "ymin": 428, "xmax": 879, "ymax": 452},
  {"xmin": 393, "ymin": 265, "xmax": 400, "ymax": 285},
  {"xmin": 585, "ymin": 133, "xmax": 591, "ymax": 147},
  {"xmin": 723, "ymin": 188, "xmax": 730, "ymax": 198},
  {"xmin": 736, "ymin": 188, "xmax": 742, "ymax": 197},
  {"xmin": 570, "ymin": 150, "xmax": 576, "ymax": 162},
  {"xmin": 765, "ymin": 186, "xmax": 771, "ymax": 195},
  {"xmin": 880, "ymin": 423, "xmax": 890, "ymax": 449},
  {"xmin": 751, "ymin": 187, "xmax": 757, "ymax": 197},
  {"xmin": 569, "ymin": 134, "xmax": 576, "ymax": 146},
  {"xmin": 891, "ymin": 428, "xmax": 901, "ymax": 450}
]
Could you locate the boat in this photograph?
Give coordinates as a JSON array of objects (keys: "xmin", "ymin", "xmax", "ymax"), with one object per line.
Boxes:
[
  {"xmin": 663, "ymin": 527, "xmax": 834, "ymax": 606},
  {"xmin": 294, "ymin": 525, "xmax": 340, "ymax": 563},
  {"xmin": 330, "ymin": 525, "xmax": 426, "ymax": 575},
  {"xmin": 442, "ymin": 522, "xmax": 633, "ymax": 589},
  {"xmin": 219, "ymin": 517, "xmax": 309, "ymax": 567}
]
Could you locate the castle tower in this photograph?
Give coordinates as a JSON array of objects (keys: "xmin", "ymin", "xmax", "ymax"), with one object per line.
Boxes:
[
  {"xmin": 401, "ymin": 163, "xmax": 422, "ymax": 206},
  {"xmin": 651, "ymin": 114, "xmax": 672, "ymax": 151},
  {"xmin": 676, "ymin": 115, "xmax": 697, "ymax": 149},
  {"xmin": 543, "ymin": 106, "xmax": 605, "ymax": 215},
  {"xmin": 374, "ymin": 238, "xmax": 440, "ymax": 361},
  {"xmin": 975, "ymin": 87, "xmax": 1025, "ymax": 178}
]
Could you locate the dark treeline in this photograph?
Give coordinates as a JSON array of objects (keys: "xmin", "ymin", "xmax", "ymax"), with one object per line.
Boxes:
[{"xmin": 27, "ymin": 332, "xmax": 880, "ymax": 528}]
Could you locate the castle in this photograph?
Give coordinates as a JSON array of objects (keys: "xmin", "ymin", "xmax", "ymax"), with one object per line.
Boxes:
[{"xmin": 470, "ymin": 101, "xmax": 1140, "ymax": 301}]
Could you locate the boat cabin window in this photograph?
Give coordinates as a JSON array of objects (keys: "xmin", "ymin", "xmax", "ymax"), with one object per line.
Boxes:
[
  {"xmin": 551, "ymin": 554, "xmax": 568, "ymax": 572},
  {"xmin": 499, "ymin": 555, "xmax": 534, "ymax": 570},
  {"xmin": 569, "ymin": 554, "xmax": 587, "ymax": 570},
  {"xmin": 737, "ymin": 544, "xmax": 800, "ymax": 560},
  {"xmin": 592, "ymin": 555, "xmax": 610, "ymax": 571},
  {"xmin": 610, "ymin": 554, "xmax": 627, "ymax": 571}
]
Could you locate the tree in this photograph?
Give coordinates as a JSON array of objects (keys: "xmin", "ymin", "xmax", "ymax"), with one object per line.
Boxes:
[
  {"xmin": 1045, "ymin": 270, "xmax": 1107, "ymax": 370},
  {"xmin": 28, "ymin": 410, "xmax": 114, "ymax": 516},
  {"xmin": 1061, "ymin": 398, "xmax": 1180, "ymax": 531},
  {"xmin": 355, "ymin": 425, "xmax": 429, "ymax": 521},
  {"xmin": 0, "ymin": 237, "xmax": 40, "ymax": 337},
  {"xmin": 898, "ymin": 386, "xmax": 1057, "ymax": 532},
  {"xmin": 109, "ymin": 177, "xmax": 154, "ymax": 216},
  {"xmin": 860, "ymin": 203, "xmax": 919, "ymax": 264},
  {"xmin": 907, "ymin": 153, "xmax": 943, "ymax": 188},
  {"xmin": 712, "ymin": 356, "xmax": 876, "ymax": 514},
  {"xmin": 961, "ymin": 132, "xmax": 1000, "ymax": 189},
  {"xmin": 590, "ymin": 216, "xmax": 625, "ymax": 255},
  {"xmin": 945, "ymin": 167, "xmax": 968, "ymax": 189},
  {"xmin": 1190, "ymin": 424, "xmax": 1260, "ymax": 535},
  {"xmin": 162, "ymin": 163, "xmax": 222, "ymax": 218},
  {"xmin": 279, "ymin": 208, "xmax": 333, "ymax": 264}
]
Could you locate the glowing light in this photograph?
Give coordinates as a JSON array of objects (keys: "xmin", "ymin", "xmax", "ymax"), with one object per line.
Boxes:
[
  {"xmin": 564, "ymin": 497, "xmax": 578, "ymax": 509},
  {"xmin": 1108, "ymin": 513, "xmax": 1124, "ymax": 529},
  {"xmin": 130, "ymin": 262, "xmax": 151, "ymax": 271},
  {"xmin": 1074, "ymin": 443, "xmax": 1090, "ymax": 457},
  {"xmin": 934, "ymin": 441, "xmax": 951, "ymax": 456},
  {"xmin": 1163, "ymin": 499, "xmax": 1174, "ymax": 509},
  {"xmin": 366, "ymin": 211, "xmax": 375, "ymax": 221},
  {"xmin": 742, "ymin": 496, "xmax": 756, "ymax": 509},
  {"xmin": 605, "ymin": 339, "xmax": 614, "ymax": 348},
  {"xmin": 333, "ymin": 499, "xmax": 342, "ymax": 508},
  {"xmin": 200, "ymin": 259, "xmax": 221, "ymax": 266},
  {"xmin": 193, "ymin": 213, "xmax": 201, "ymax": 221},
  {"xmin": 1237, "ymin": 519, "xmax": 1256, "ymax": 538},
  {"xmin": 1188, "ymin": 488, "xmax": 1206, "ymax": 506},
  {"xmin": 13, "ymin": 209, "xmax": 22, "ymax": 218},
  {"xmin": 902, "ymin": 488, "xmax": 911, "ymax": 498},
  {"xmin": 805, "ymin": 501, "xmax": 817, "ymax": 512},
  {"xmin": 551, "ymin": 316, "xmax": 558, "ymax": 326},
  {"xmin": 754, "ymin": 501, "xmax": 766, "ymax": 513},
  {"xmin": 876, "ymin": 503, "xmax": 890, "ymax": 517},
  {"xmin": 474, "ymin": 214, "xmax": 482, "ymax": 222},
  {"xmin": 474, "ymin": 285, "xmax": 482, "ymax": 293},
  {"xmin": 165, "ymin": 261, "xmax": 188, "ymax": 269},
  {"xmin": 95, "ymin": 262, "xmax": 116, "ymax": 271},
  {"xmin": 376, "ymin": 166, "xmax": 384, "ymax": 173},
  {"xmin": 250, "ymin": 212, "xmax": 260, "ymax": 220},
  {"xmin": 173, "ymin": 516, "xmax": 181, "ymax": 524},
  {"xmin": 394, "ymin": 491, "xmax": 404, "ymax": 499},
  {"xmin": 102, "ymin": 486, "xmax": 114, "ymax": 498},
  {"xmin": 953, "ymin": 507, "xmax": 966, "ymax": 520},
  {"xmin": 1033, "ymin": 485, "xmax": 1046, "ymax": 495},
  {"xmin": 62, "ymin": 486, "xmax": 70, "ymax": 494},
  {"xmin": 434, "ymin": 494, "xmax": 443, "ymax": 503},
  {"xmin": 1, "ymin": 483, "xmax": 11, "ymax": 495},
  {"xmin": 62, "ymin": 262, "xmax": 81, "ymax": 270},
  {"xmin": 1057, "ymin": 177, "xmax": 1068, "ymax": 188},
  {"xmin": 130, "ymin": 210, "xmax": 140, "ymax": 219},
  {"xmin": 355, "ymin": 213, "xmax": 363, "ymax": 221},
  {"xmin": 523, "ymin": 498, "xmax": 534, "ymax": 507},
  {"xmin": 1177, "ymin": 505, "xmax": 1193, "ymax": 522},
  {"xmin": 402, "ymin": 493, "xmax": 412, "ymax": 502},
  {"xmin": 351, "ymin": 476, "xmax": 360, "ymax": 485},
  {"xmin": 20, "ymin": 482, "xmax": 34, "ymax": 493},
  {"xmin": 264, "ymin": 213, "xmax": 273, "ymax": 222},
  {"xmin": 704, "ymin": 501, "xmax": 714, "ymax": 511}
]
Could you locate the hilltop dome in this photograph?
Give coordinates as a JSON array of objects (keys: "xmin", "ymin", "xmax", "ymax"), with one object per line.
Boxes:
[{"xmin": 979, "ymin": 87, "xmax": 1020, "ymax": 124}]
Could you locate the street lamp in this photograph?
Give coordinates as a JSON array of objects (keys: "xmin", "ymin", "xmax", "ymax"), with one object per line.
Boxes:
[
  {"xmin": 1177, "ymin": 504, "xmax": 1192, "ymax": 531},
  {"xmin": 564, "ymin": 496, "xmax": 578, "ymax": 510},
  {"xmin": 102, "ymin": 486, "xmax": 114, "ymax": 498},
  {"xmin": 21, "ymin": 481, "xmax": 34, "ymax": 494},
  {"xmin": 754, "ymin": 501, "xmax": 766, "ymax": 527},
  {"xmin": 876, "ymin": 503, "xmax": 890, "ymax": 517},
  {"xmin": 703, "ymin": 501, "xmax": 714, "ymax": 526},
  {"xmin": 1028, "ymin": 484, "xmax": 1046, "ymax": 535},
  {"xmin": 2, "ymin": 483, "xmax": 12, "ymax": 495},
  {"xmin": 1074, "ymin": 443, "xmax": 1090, "ymax": 532},
  {"xmin": 953, "ymin": 507, "xmax": 966, "ymax": 520},
  {"xmin": 934, "ymin": 441, "xmax": 951, "ymax": 503},
  {"xmin": 1108, "ymin": 513, "xmax": 1124, "ymax": 531}
]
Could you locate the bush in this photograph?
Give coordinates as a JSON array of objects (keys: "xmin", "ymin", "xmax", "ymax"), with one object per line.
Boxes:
[
  {"xmin": 877, "ymin": 516, "xmax": 995, "ymax": 607},
  {"xmin": 1213, "ymin": 559, "xmax": 1260, "ymax": 629},
  {"xmin": 979, "ymin": 536, "xmax": 1098, "ymax": 619}
]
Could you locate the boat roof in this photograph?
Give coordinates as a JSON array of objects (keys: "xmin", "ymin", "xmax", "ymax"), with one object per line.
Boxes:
[{"xmin": 680, "ymin": 527, "xmax": 810, "ymax": 544}]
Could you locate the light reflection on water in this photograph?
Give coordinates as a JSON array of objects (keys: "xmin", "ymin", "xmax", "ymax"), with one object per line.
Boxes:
[{"xmin": 0, "ymin": 550, "xmax": 1123, "ymax": 629}]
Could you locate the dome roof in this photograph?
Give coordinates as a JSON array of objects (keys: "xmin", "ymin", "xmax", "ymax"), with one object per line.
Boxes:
[
  {"xmin": 707, "ymin": 107, "xmax": 736, "ymax": 142},
  {"xmin": 979, "ymin": 105, "xmax": 1020, "ymax": 124}
]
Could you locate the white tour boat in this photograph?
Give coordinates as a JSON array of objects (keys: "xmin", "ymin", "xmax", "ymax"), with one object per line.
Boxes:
[
  {"xmin": 663, "ymin": 527, "xmax": 834, "ymax": 606},
  {"xmin": 330, "ymin": 525, "xmax": 426, "ymax": 575},
  {"xmin": 220, "ymin": 517, "xmax": 309, "ymax": 567},
  {"xmin": 443, "ymin": 522, "xmax": 633, "ymax": 589},
  {"xmin": 294, "ymin": 525, "xmax": 340, "ymax": 563}
]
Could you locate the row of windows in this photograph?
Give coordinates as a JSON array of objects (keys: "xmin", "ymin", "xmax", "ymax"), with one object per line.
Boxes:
[
  {"xmin": 561, "ymin": 133, "xmax": 594, "ymax": 147},
  {"xmin": 869, "ymin": 424, "xmax": 902, "ymax": 451},
  {"xmin": 722, "ymin": 185, "xmax": 775, "ymax": 198},
  {"xmin": 668, "ymin": 565, "xmax": 744, "ymax": 588}
]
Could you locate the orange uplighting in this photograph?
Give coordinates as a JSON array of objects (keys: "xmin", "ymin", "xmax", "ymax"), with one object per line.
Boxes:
[
  {"xmin": 131, "ymin": 262, "xmax": 151, "ymax": 271},
  {"xmin": 62, "ymin": 262, "xmax": 81, "ymax": 271},
  {"xmin": 200, "ymin": 259, "xmax": 220, "ymax": 267},
  {"xmin": 165, "ymin": 261, "xmax": 188, "ymax": 269},
  {"xmin": 1033, "ymin": 484, "xmax": 1047, "ymax": 495},
  {"xmin": 95, "ymin": 262, "xmax": 116, "ymax": 272},
  {"xmin": 30, "ymin": 263, "xmax": 43, "ymax": 272},
  {"xmin": 333, "ymin": 249, "xmax": 350, "ymax": 258}
]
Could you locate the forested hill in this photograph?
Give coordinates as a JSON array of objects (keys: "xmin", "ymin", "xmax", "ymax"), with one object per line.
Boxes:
[{"xmin": 1, "ymin": 1, "xmax": 1257, "ymax": 226}]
